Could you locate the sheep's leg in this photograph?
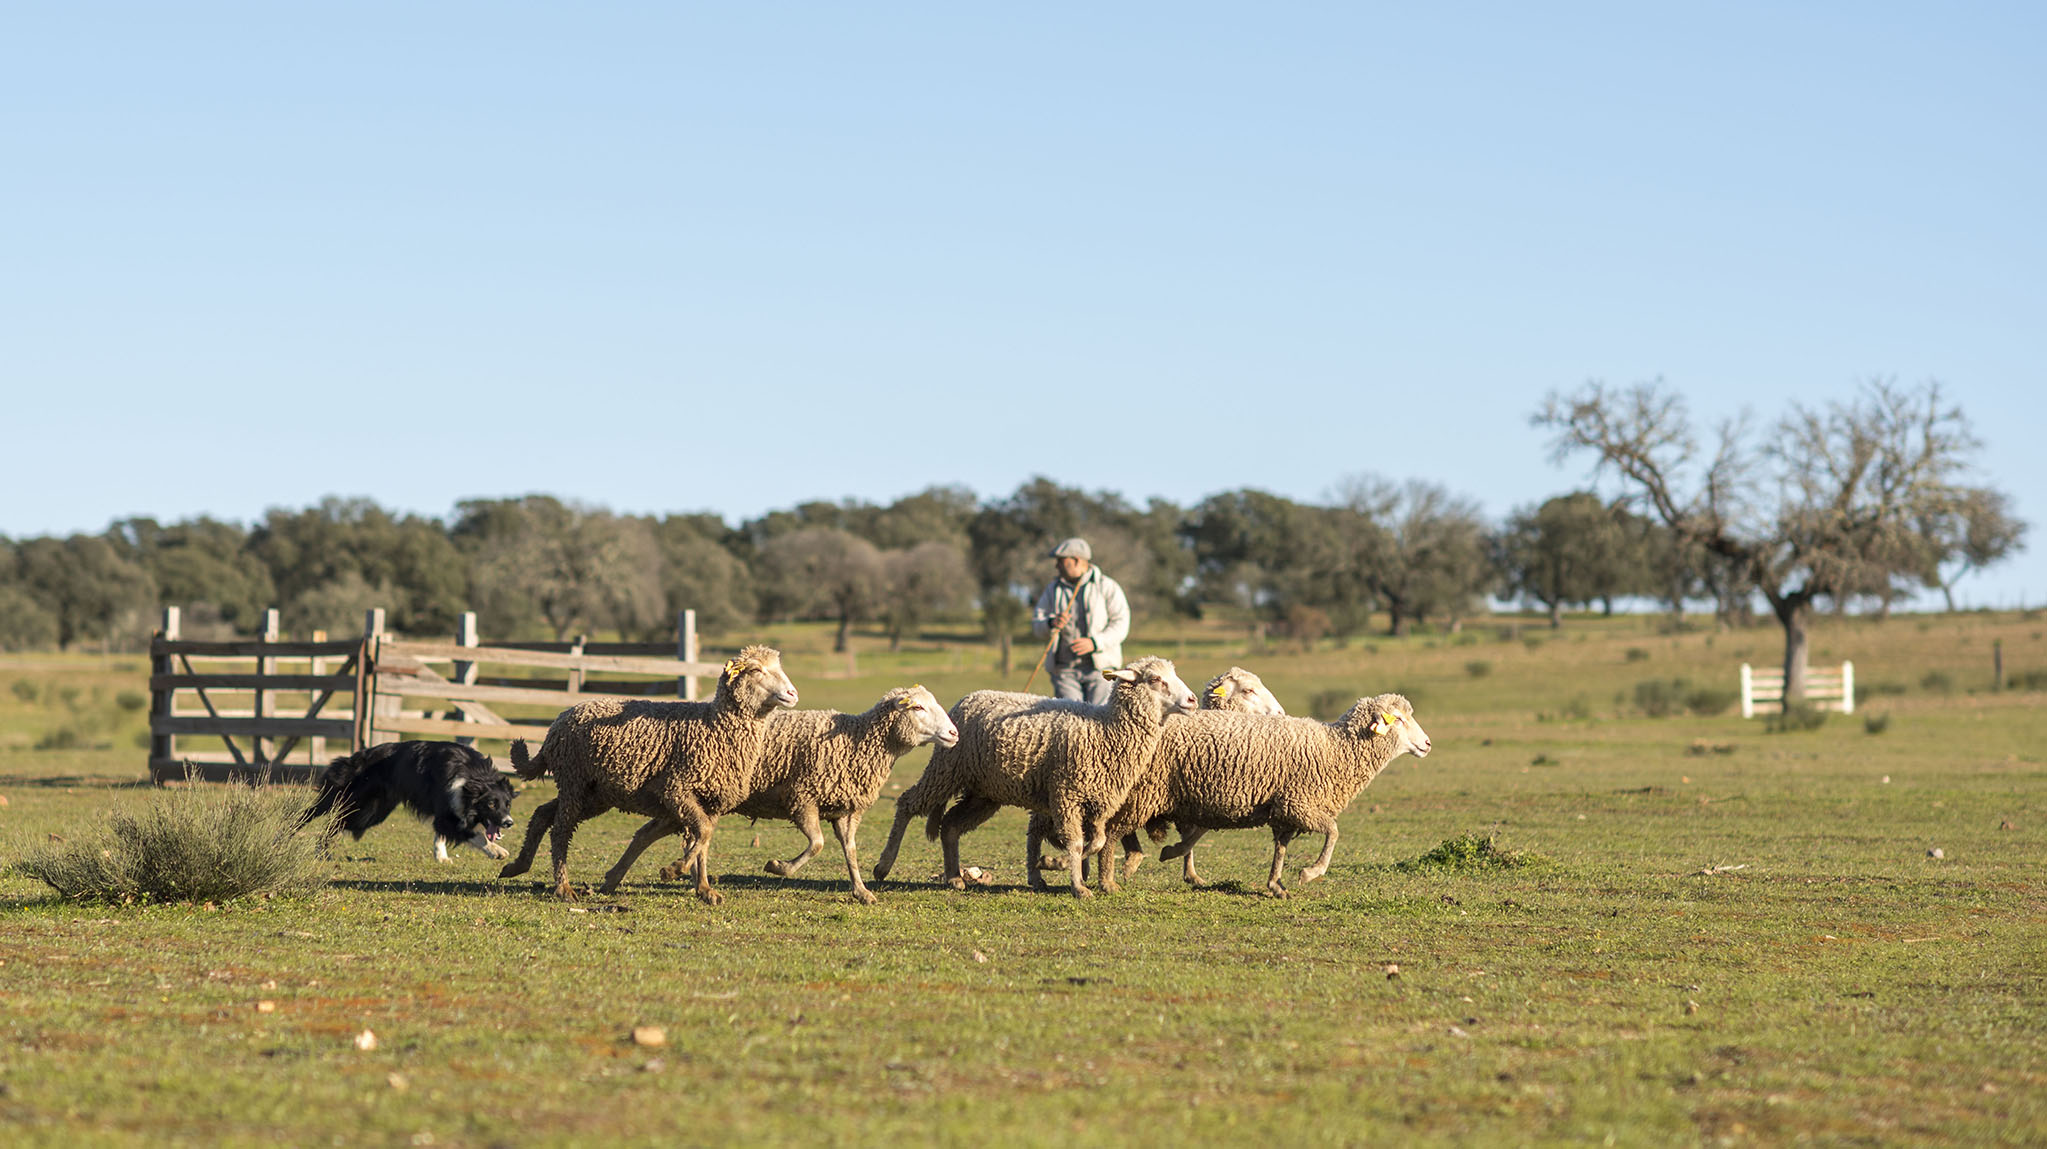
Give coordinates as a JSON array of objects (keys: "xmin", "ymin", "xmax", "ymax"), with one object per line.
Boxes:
[
  {"xmin": 831, "ymin": 812, "xmax": 878, "ymax": 905},
  {"xmin": 1264, "ymin": 827, "xmax": 1299, "ymax": 898},
  {"xmin": 1026, "ymin": 811, "xmax": 1056, "ymax": 892},
  {"xmin": 766, "ymin": 805, "xmax": 826, "ymax": 877},
  {"xmin": 599, "ymin": 817, "xmax": 681, "ymax": 894},
  {"xmin": 1299, "ymin": 818, "xmax": 1341, "ymax": 883},
  {"xmin": 871, "ymin": 798, "xmax": 920, "ymax": 883},
  {"xmin": 1093, "ymin": 830, "xmax": 1120, "ymax": 894},
  {"xmin": 934, "ymin": 796, "xmax": 1000, "ymax": 889},
  {"xmin": 1176, "ymin": 827, "xmax": 1212, "ymax": 887},
  {"xmin": 498, "ymin": 797, "xmax": 555, "ymax": 879},
  {"xmin": 1058, "ymin": 806, "xmax": 1093, "ymax": 899},
  {"xmin": 1119, "ymin": 830, "xmax": 1146, "ymax": 879},
  {"xmin": 670, "ymin": 799, "xmax": 722, "ymax": 906},
  {"xmin": 548, "ymin": 796, "xmax": 585, "ymax": 901}
]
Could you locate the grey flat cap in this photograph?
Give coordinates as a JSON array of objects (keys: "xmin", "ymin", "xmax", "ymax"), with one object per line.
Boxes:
[{"xmin": 1048, "ymin": 537, "xmax": 1092, "ymax": 560}]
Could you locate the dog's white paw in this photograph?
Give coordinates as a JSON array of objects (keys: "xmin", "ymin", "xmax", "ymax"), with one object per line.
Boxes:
[{"xmin": 485, "ymin": 841, "xmax": 510, "ymax": 859}]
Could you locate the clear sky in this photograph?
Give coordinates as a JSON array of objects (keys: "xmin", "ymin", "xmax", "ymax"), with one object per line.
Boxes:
[{"xmin": 4, "ymin": 4, "xmax": 2041, "ymax": 606}]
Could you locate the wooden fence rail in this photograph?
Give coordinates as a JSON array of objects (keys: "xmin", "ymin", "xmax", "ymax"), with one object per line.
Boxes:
[{"xmin": 148, "ymin": 607, "xmax": 710, "ymax": 783}]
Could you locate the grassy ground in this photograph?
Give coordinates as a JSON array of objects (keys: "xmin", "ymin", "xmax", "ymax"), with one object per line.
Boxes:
[{"xmin": 1, "ymin": 612, "xmax": 2042, "ymax": 1146}]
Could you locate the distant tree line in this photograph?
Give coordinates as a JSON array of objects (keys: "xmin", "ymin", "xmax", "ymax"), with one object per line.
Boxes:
[{"xmin": 0, "ymin": 388, "xmax": 2024, "ymax": 660}]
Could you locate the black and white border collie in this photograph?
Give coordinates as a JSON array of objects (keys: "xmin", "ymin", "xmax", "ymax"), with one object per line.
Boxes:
[{"xmin": 298, "ymin": 741, "xmax": 516, "ymax": 861}]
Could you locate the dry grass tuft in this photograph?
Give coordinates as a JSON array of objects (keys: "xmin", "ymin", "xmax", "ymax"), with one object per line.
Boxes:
[{"xmin": 11, "ymin": 771, "xmax": 331, "ymax": 903}]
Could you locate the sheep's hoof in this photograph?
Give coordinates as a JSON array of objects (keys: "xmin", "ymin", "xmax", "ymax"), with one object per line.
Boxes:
[
  {"xmin": 1263, "ymin": 885, "xmax": 1287, "ymax": 899},
  {"xmin": 658, "ymin": 861, "xmax": 687, "ymax": 882},
  {"xmin": 1121, "ymin": 855, "xmax": 1145, "ymax": 879},
  {"xmin": 555, "ymin": 884, "xmax": 579, "ymax": 901},
  {"xmin": 696, "ymin": 886, "xmax": 723, "ymax": 906},
  {"xmin": 1301, "ymin": 867, "xmax": 1327, "ymax": 883},
  {"xmin": 764, "ymin": 859, "xmax": 792, "ymax": 877},
  {"xmin": 1035, "ymin": 854, "xmax": 1068, "ymax": 871},
  {"xmin": 1070, "ymin": 885, "xmax": 1093, "ymax": 899},
  {"xmin": 498, "ymin": 860, "xmax": 529, "ymax": 878},
  {"xmin": 851, "ymin": 888, "xmax": 878, "ymax": 906},
  {"xmin": 1157, "ymin": 842, "xmax": 1187, "ymax": 861}
]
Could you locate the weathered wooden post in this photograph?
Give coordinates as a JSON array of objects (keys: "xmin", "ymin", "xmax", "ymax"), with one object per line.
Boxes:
[
  {"xmin": 677, "ymin": 609, "xmax": 698, "ymax": 701},
  {"xmin": 253, "ymin": 608, "xmax": 280, "ymax": 766},
  {"xmin": 454, "ymin": 612, "xmax": 480, "ymax": 746},
  {"xmin": 364, "ymin": 608, "xmax": 397, "ymax": 747},
  {"xmin": 309, "ymin": 630, "xmax": 328, "ymax": 766},
  {"xmin": 1840, "ymin": 661, "xmax": 1855, "ymax": 714},
  {"xmin": 567, "ymin": 635, "xmax": 587, "ymax": 696},
  {"xmin": 149, "ymin": 606, "xmax": 180, "ymax": 783},
  {"xmin": 1994, "ymin": 639, "xmax": 2004, "ymax": 691}
]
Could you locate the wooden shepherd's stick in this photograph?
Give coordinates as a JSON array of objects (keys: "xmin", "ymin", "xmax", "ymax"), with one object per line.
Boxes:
[{"xmin": 1022, "ymin": 576, "xmax": 1081, "ymax": 694}]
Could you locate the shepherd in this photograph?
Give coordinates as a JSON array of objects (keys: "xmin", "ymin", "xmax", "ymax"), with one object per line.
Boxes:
[{"xmin": 1029, "ymin": 537, "xmax": 1132, "ymax": 704}]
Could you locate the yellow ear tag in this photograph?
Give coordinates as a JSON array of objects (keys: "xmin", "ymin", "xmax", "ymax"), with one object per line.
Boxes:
[
  {"xmin": 1208, "ymin": 684, "xmax": 1227, "ymax": 702},
  {"xmin": 1371, "ymin": 716, "xmax": 1390, "ymax": 735},
  {"xmin": 722, "ymin": 659, "xmax": 739, "ymax": 677}
]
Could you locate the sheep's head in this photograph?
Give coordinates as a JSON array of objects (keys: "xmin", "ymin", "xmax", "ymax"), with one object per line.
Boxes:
[
  {"xmin": 879, "ymin": 684, "xmax": 959, "ymax": 750},
  {"xmin": 718, "ymin": 645, "xmax": 799, "ymax": 716},
  {"xmin": 1343, "ymin": 694, "xmax": 1430, "ymax": 759},
  {"xmin": 1202, "ymin": 666, "xmax": 1286, "ymax": 716},
  {"xmin": 1107, "ymin": 656, "xmax": 1199, "ymax": 716}
]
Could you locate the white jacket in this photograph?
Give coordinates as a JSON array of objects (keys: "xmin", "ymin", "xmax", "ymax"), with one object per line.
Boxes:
[{"xmin": 1031, "ymin": 567, "xmax": 1130, "ymax": 671}]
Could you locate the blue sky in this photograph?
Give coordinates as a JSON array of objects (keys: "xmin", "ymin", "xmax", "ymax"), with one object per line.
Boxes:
[{"xmin": 4, "ymin": 4, "xmax": 2041, "ymax": 606}]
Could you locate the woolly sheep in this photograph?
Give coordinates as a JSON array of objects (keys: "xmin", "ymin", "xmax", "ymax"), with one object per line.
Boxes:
[
  {"xmin": 594, "ymin": 685, "xmax": 960, "ymax": 904},
  {"xmin": 1029, "ymin": 665, "xmax": 1287, "ymax": 890},
  {"xmin": 1141, "ymin": 693, "xmax": 1431, "ymax": 896},
  {"xmin": 495, "ymin": 645, "xmax": 799, "ymax": 904},
  {"xmin": 870, "ymin": 656, "xmax": 1199, "ymax": 899}
]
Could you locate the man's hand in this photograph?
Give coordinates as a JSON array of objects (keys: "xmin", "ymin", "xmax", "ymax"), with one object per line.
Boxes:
[
  {"xmin": 1067, "ymin": 637, "xmax": 1095, "ymax": 657},
  {"xmin": 1048, "ymin": 609, "xmax": 1072, "ymax": 631}
]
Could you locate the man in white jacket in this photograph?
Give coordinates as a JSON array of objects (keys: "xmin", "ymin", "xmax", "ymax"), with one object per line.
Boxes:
[{"xmin": 1032, "ymin": 537, "xmax": 1131, "ymax": 704}]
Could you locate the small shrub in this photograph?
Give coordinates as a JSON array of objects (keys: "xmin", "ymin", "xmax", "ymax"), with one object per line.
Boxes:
[
  {"xmin": 115, "ymin": 690, "xmax": 147, "ymax": 712},
  {"xmin": 1391, "ymin": 684, "xmax": 1427, "ymax": 705},
  {"xmin": 9, "ymin": 679, "xmax": 37, "ymax": 702},
  {"xmin": 1521, "ymin": 636, "xmax": 1546, "ymax": 651},
  {"xmin": 1307, "ymin": 689, "xmax": 1357, "ymax": 722},
  {"xmin": 1635, "ymin": 678, "xmax": 1691, "ymax": 718},
  {"xmin": 1920, "ymin": 670, "xmax": 1954, "ymax": 695},
  {"xmin": 55, "ymin": 684, "xmax": 82, "ymax": 709},
  {"xmin": 1395, "ymin": 833, "xmax": 1547, "ymax": 873},
  {"xmin": 34, "ymin": 726, "xmax": 91, "ymax": 751},
  {"xmin": 1495, "ymin": 625, "xmax": 1520, "ymax": 643},
  {"xmin": 1685, "ymin": 687, "xmax": 1739, "ymax": 717},
  {"xmin": 1452, "ymin": 633, "xmax": 1480, "ymax": 647},
  {"xmin": 1464, "ymin": 660, "xmax": 1492, "ymax": 679},
  {"xmin": 1687, "ymin": 740, "xmax": 1736, "ymax": 756},
  {"xmin": 1855, "ymin": 680, "xmax": 1909, "ymax": 706},
  {"xmin": 1529, "ymin": 754, "xmax": 1560, "ymax": 767},
  {"xmin": 2013, "ymin": 668, "xmax": 2047, "ymax": 692},
  {"xmin": 13, "ymin": 775, "xmax": 332, "ymax": 903},
  {"xmin": 1863, "ymin": 712, "xmax": 1892, "ymax": 735},
  {"xmin": 1625, "ymin": 647, "xmax": 1651, "ymax": 663},
  {"xmin": 1765, "ymin": 703, "xmax": 1829, "ymax": 733}
]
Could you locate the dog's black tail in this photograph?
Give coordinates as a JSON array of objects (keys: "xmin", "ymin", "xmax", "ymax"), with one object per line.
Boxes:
[
  {"xmin": 295, "ymin": 752, "xmax": 362, "ymax": 831},
  {"xmin": 509, "ymin": 738, "xmax": 549, "ymax": 781}
]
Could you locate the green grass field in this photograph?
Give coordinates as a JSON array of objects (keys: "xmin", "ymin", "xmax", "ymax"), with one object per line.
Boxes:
[{"xmin": 2, "ymin": 612, "xmax": 2043, "ymax": 1146}]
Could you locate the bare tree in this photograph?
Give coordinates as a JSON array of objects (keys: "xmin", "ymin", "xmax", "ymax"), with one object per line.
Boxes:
[
  {"xmin": 880, "ymin": 541, "xmax": 974, "ymax": 651},
  {"xmin": 1918, "ymin": 488, "xmax": 2027, "ymax": 612},
  {"xmin": 1334, "ymin": 475, "xmax": 1492, "ymax": 635},
  {"xmin": 458, "ymin": 497, "xmax": 665, "ymax": 641},
  {"xmin": 754, "ymin": 527, "xmax": 884, "ymax": 652},
  {"xmin": 1535, "ymin": 379, "xmax": 2019, "ymax": 702}
]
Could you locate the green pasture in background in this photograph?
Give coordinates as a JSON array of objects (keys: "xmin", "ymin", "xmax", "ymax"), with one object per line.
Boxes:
[{"xmin": 1, "ymin": 611, "xmax": 2042, "ymax": 1145}]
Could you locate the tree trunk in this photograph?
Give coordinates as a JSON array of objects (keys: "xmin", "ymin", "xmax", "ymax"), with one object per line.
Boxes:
[
  {"xmin": 1601, "ymin": 595, "xmax": 1615, "ymax": 617},
  {"xmin": 835, "ymin": 613, "xmax": 851, "ymax": 653},
  {"xmin": 999, "ymin": 632, "xmax": 1012, "ymax": 676},
  {"xmin": 1548, "ymin": 598, "xmax": 1562, "ymax": 629},
  {"xmin": 1776, "ymin": 597, "xmax": 1813, "ymax": 706}
]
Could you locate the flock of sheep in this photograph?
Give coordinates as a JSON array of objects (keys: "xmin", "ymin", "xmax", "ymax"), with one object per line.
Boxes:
[{"xmin": 497, "ymin": 646, "xmax": 1432, "ymax": 903}]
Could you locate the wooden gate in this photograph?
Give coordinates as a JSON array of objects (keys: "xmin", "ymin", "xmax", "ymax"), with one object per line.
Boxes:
[{"xmin": 147, "ymin": 606, "xmax": 716, "ymax": 782}]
